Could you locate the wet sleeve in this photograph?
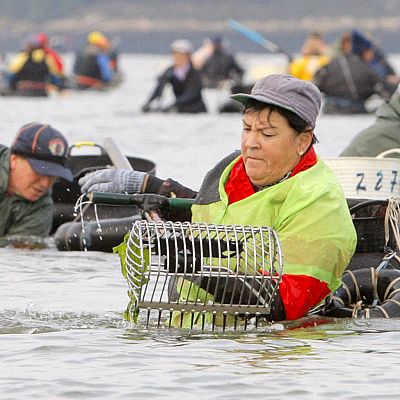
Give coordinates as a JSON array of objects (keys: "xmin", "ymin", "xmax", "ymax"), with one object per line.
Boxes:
[
  {"xmin": 7, "ymin": 197, "xmax": 54, "ymax": 237},
  {"xmin": 279, "ymin": 274, "xmax": 330, "ymax": 320},
  {"xmin": 146, "ymin": 69, "xmax": 172, "ymax": 104}
]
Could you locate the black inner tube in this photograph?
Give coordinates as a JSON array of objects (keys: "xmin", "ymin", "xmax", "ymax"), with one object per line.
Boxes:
[{"xmin": 320, "ymin": 267, "xmax": 400, "ymax": 318}]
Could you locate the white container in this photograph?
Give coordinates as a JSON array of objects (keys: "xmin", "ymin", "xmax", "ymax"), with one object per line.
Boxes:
[{"xmin": 323, "ymin": 149, "xmax": 400, "ymax": 200}]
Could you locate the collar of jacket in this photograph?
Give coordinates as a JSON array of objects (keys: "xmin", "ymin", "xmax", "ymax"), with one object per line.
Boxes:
[{"xmin": 0, "ymin": 145, "xmax": 10, "ymax": 197}]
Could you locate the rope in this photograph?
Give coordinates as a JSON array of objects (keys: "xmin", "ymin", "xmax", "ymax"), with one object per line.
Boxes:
[
  {"xmin": 386, "ymin": 298, "xmax": 400, "ymax": 307},
  {"xmin": 376, "ymin": 305, "xmax": 390, "ymax": 318},
  {"xmin": 352, "ymin": 300, "xmax": 362, "ymax": 318},
  {"xmin": 384, "ymin": 197, "xmax": 400, "ymax": 263},
  {"xmin": 383, "ymin": 276, "xmax": 400, "ymax": 300},
  {"xmin": 387, "ymin": 287, "xmax": 400, "ymax": 299},
  {"xmin": 371, "ymin": 267, "xmax": 380, "ymax": 306},
  {"xmin": 346, "ymin": 270, "xmax": 361, "ymax": 302},
  {"xmin": 330, "ymin": 295, "xmax": 345, "ymax": 306}
]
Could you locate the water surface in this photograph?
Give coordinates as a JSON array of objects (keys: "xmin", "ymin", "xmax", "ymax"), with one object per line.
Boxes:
[{"xmin": 1, "ymin": 54, "xmax": 400, "ymax": 399}]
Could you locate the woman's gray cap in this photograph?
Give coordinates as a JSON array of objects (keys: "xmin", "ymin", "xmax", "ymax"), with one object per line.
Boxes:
[{"xmin": 231, "ymin": 74, "xmax": 322, "ymax": 128}]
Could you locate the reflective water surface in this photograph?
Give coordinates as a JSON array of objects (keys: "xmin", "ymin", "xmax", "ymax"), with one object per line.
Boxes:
[{"xmin": 1, "ymin": 55, "xmax": 400, "ymax": 399}]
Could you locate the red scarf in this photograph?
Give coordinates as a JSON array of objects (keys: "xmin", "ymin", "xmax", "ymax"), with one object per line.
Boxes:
[{"xmin": 225, "ymin": 147, "xmax": 317, "ymax": 204}]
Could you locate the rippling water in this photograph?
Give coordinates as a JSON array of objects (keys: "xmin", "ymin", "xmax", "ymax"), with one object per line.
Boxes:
[{"xmin": 1, "ymin": 54, "xmax": 400, "ymax": 399}]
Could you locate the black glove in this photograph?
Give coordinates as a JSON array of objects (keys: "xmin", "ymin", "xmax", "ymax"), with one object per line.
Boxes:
[
  {"xmin": 133, "ymin": 193, "xmax": 170, "ymax": 220},
  {"xmin": 158, "ymin": 178, "xmax": 197, "ymax": 199}
]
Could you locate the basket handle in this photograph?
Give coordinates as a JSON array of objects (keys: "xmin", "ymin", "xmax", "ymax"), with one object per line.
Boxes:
[
  {"xmin": 88, "ymin": 192, "xmax": 194, "ymax": 210},
  {"xmin": 349, "ymin": 199, "xmax": 388, "ymax": 214},
  {"xmin": 68, "ymin": 141, "xmax": 106, "ymax": 156},
  {"xmin": 376, "ymin": 149, "xmax": 400, "ymax": 159}
]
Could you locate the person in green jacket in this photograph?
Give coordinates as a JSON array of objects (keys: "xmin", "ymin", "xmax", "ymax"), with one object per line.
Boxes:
[
  {"xmin": 340, "ymin": 86, "xmax": 400, "ymax": 157},
  {"xmin": 80, "ymin": 74, "xmax": 357, "ymax": 322},
  {"xmin": 0, "ymin": 123, "xmax": 73, "ymax": 238}
]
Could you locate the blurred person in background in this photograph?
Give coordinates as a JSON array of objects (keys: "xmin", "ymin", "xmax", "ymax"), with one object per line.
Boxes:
[
  {"xmin": 351, "ymin": 29, "xmax": 399, "ymax": 88},
  {"xmin": 0, "ymin": 123, "xmax": 72, "ymax": 238},
  {"xmin": 72, "ymin": 31, "xmax": 114, "ymax": 89},
  {"xmin": 141, "ymin": 39, "xmax": 207, "ymax": 113},
  {"xmin": 36, "ymin": 33, "xmax": 64, "ymax": 76},
  {"xmin": 289, "ymin": 31, "xmax": 331, "ymax": 81},
  {"xmin": 36, "ymin": 32, "xmax": 68, "ymax": 89},
  {"xmin": 199, "ymin": 35, "xmax": 244, "ymax": 88},
  {"xmin": 313, "ymin": 30, "xmax": 395, "ymax": 114},
  {"xmin": 4, "ymin": 35, "xmax": 64, "ymax": 96},
  {"xmin": 340, "ymin": 84, "xmax": 400, "ymax": 157},
  {"xmin": 328, "ymin": 31, "xmax": 352, "ymax": 59}
]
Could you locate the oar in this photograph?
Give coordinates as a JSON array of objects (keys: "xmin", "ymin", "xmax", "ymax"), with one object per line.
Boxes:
[
  {"xmin": 102, "ymin": 137, "xmax": 133, "ymax": 170},
  {"xmin": 228, "ymin": 19, "xmax": 292, "ymax": 62},
  {"xmin": 89, "ymin": 192, "xmax": 194, "ymax": 211}
]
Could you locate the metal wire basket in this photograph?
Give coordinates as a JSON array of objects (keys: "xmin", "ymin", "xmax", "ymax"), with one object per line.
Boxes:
[{"xmin": 124, "ymin": 220, "xmax": 284, "ymax": 331}]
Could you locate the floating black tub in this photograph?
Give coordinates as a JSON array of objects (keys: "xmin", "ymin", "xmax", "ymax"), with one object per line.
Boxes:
[{"xmin": 52, "ymin": 143, "xmax": 155, "ymax": 251}]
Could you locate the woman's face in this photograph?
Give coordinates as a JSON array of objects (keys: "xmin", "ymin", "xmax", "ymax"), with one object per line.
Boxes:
[{"xmin": 241, "ymin": 107, "xmax": 312, "ymax": 187}]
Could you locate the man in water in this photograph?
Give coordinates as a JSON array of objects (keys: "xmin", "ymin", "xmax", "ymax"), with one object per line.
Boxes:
[
  {"xmin": 200, "ymin": 35, "xmax": 244, "ymax": 88},
  {"xmin": 141, "ymin": 39, "xmax": 207, "ymax": 113},
  {"xmin": 0, "ymin": 123, "xmax": 73, "ymax": 237}
]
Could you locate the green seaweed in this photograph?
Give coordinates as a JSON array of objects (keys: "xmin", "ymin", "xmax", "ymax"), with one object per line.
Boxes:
[{"xmin": 113, "ymin": 232, "xmax": 150, "ymax": 323}]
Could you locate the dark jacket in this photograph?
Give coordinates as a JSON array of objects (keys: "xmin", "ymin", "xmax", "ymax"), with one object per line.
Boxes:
[
  {"xmin": 0, "ymin": 145, "xmax": 53, "ymax": 237},
  {"xmin": 12, "ymin": 53, "xmax": 48, "ymax": 84},
  {"xmin": 73, "ymin": 45, "xmax": 112, "ymax": 88},
  {"xmin": 313, "ymin": 55, "xmax": 394, "ymax": 113},
  {"xmin": 146, "ymin": 64, "xmax": 207, "ymax": 113},
  {"xmin": 7, "ymin": 49, "xmax": 56, "ymax": 96},
  {"xmin": 74, "ymin": 52, "xmax": 101, "ymax": 81},
  {"xmin": 201, "ymin": 49, "xmax": 244, "ymax": 88}
]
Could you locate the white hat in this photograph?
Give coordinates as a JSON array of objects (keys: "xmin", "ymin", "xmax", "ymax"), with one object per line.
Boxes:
[{"xmin": 170, "ymin": 39, "xmax": 193, "ymax": 54}]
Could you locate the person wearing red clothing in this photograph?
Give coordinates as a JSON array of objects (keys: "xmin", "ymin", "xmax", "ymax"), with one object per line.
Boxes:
[
  {"xmin": 36, "ymin": 33, "xmax": 65, "ymax": 77},
  {"xmin": 79, "ymin": 74, "xmax": 356, "ymax": 322}
]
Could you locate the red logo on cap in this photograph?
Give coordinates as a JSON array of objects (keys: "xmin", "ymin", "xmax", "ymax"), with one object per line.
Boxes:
[{"xmin": 48, "ymin": 138, "xmax": 65, "ymax": 156}]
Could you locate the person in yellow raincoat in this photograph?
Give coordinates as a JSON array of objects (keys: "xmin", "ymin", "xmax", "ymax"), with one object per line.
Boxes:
[
  {"xmin": 80, "ymin": 74, "xmax": 357, "ymax": 325},
  {"xmin": 289, "ymin": 32, "xmax": 330, "ymax": 81}
]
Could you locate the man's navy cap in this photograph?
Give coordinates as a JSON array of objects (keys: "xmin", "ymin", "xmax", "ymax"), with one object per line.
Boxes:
[
  {"xmin": 11, "ymin": 123, "xmax": 73, "ymax": 181},
  {"xmin": 231, "ymin": 74, "xmax": 322, "ymax": 129}
]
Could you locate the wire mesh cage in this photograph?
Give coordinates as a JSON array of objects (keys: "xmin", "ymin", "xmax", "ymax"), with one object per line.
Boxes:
[{"xmin": 124, "ymin": 220, "xmax": 284, "ymax": 331}]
